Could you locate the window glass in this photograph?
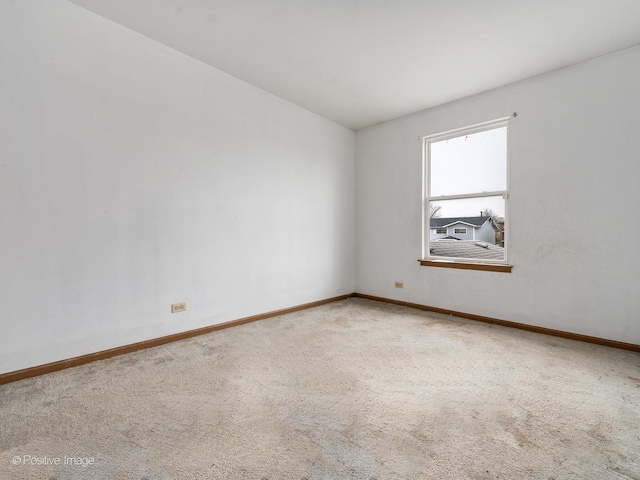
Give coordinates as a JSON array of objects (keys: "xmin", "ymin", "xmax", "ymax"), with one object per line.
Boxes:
[
  {"xmin": 424, "ymin": 120, "xmax": 508, "ymax": 264},
  {"xmin": 430, "ymin": 126, "xmax": 507, "ymax": 196}
]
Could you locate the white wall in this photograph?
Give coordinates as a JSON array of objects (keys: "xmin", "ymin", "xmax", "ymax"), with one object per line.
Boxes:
[
  {"xmin": 0, "ymin": 0, "xmax": 355, "ymax": 374},
  {"xmin": 356, "ymin": 46, "xmax": 640, "ymax": 344}
]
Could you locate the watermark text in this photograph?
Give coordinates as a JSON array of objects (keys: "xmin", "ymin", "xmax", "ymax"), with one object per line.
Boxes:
[{"xmin": 11, "ymin": 455, "xmax": 95, "ymax": 468}]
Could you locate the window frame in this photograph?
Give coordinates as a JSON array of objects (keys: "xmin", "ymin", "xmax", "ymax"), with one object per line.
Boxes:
[
  {"xmin": 453, "ymin": 227, "xmax": 467, "ymax": 235},
  {"xmin": 421, "ymin": 117, "xmax": 511, "ymax": 271},
  {"xmin": 435, "ymin": 227, "xmax": 447, "ymax": 235}
]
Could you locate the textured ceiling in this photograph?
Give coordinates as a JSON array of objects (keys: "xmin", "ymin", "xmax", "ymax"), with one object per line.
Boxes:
[{"xmin": 69, "ymin": 0, "xmax": 640, "ymax": 130}]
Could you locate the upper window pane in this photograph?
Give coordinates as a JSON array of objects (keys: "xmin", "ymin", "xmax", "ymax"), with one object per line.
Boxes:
[{"xmin": 430, "ymin": 126, "xmax": 507, "ymax": 196}]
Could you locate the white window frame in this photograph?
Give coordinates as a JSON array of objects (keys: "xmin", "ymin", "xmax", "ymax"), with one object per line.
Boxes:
[
  {"xmin": 454, "ymin": 228, "xmax": 467, "ymax": 235},
  {"xmin": 435, "ymin": 227, "xmax": 446, "ymax": 234},
  {"xmin": 422, "ymin": 117, "xmax": 510, "ymax": 265}
]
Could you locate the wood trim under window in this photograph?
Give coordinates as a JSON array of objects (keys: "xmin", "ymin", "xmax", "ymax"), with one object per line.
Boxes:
[{"xmin": 419, "ymin": 259, "xmax": 513, "ymax": 273}]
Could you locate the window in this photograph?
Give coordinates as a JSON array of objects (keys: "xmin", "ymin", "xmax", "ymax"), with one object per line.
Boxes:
[
  {"xmin": 435, "ymin": 227, "xmax": 446, "ymax": 234},
  {"xmin": 421, "ymin": 118, "xmax": 511, "ymax": 272}
]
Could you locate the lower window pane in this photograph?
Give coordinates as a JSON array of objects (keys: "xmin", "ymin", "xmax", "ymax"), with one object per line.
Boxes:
[{"xmin": 428, "ymin": 196, "xmax": 505, "ymax": 261}]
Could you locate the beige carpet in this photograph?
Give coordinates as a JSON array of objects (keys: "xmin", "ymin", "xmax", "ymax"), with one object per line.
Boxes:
[{"xmin": 1, "ymin": 298, "xmax": 639, "ymax": 479}]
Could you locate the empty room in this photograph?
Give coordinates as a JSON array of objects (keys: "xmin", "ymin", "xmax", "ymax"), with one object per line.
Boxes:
[{"xmin": 1, "ymin": 1, "xmax": 639, "ymax": 478}]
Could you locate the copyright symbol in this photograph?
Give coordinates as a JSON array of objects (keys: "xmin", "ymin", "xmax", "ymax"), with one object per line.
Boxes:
[{"xmin": 12, "ymin": 456, "xmax": 21, "ymax": 465}]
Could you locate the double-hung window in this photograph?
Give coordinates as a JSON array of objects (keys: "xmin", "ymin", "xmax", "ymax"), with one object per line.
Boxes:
[{"xmin": 421, "ymin": 118, "xmax": 511, "ymax": 272}]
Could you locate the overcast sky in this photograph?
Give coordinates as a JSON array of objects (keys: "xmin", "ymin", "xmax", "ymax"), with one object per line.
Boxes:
[{"xmin": 430, "ymin": 126, "xmax": 507, "ymax": 218}]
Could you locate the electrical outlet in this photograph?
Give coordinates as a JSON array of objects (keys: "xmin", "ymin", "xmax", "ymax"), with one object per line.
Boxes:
[
  {"xmin": 395, "ymin": 282, "xmax": 404, "ymax": 289},
  {"xmin": 171, "ymin": 302, "xmax": 187, "ymax": 313}
]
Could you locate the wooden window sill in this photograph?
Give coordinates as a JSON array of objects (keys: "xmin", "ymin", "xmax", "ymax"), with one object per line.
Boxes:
[{"xmin": 418, "ymin": 259, "xmax": 513, "ymax": 273}]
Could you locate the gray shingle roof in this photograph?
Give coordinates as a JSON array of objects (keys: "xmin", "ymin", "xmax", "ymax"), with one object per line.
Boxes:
[
  {"xmin": 429, "ymin": 240, "xmax": 504, "ymax": 260},
  {"xmin": 430, "ymin": 216, "xmax": 490, "ymax": 228}
]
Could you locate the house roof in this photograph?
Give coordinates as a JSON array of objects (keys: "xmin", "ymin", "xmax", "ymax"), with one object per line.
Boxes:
[
  {"xmin": 429, "ymin": 240, "xmax": 504, "ymax": 261},
  {"xmin": 430, "ymin": 216, "xmax": 491, "ymax": 228}
]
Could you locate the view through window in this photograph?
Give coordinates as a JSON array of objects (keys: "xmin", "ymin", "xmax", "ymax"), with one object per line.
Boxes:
[{"xmin": 424, "ymin": 119, "xmax": 509, "ymax": 263}]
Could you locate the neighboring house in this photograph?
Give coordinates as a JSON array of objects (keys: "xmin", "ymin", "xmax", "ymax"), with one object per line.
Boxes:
[{"xmin": 429, "ymin": 216, "xmax": 497, "ymax": 243}]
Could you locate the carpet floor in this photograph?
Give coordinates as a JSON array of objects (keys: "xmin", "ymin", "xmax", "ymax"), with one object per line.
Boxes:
[{"xmin": 1, "ymin": 298, "xmax": 639, "ymax": 479}]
